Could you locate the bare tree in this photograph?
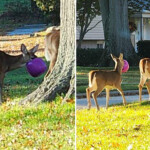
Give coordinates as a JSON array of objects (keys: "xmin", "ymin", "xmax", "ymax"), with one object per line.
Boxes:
[{"xmin": 77, "ymin": 0, "xmax": 100, "ymax": 49}]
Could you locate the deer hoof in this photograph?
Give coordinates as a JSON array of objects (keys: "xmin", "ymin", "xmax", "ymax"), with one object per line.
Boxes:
[
  {"xmin": 87, "ymin": 105, "xmax": 91, "ymax": 110},
  {"xmin": 97, "ymin": 107, "xmax": 100, "ymax": 111}
]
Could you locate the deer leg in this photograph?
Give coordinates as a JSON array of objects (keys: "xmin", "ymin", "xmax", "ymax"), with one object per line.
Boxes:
[
  {"xmin": 139, "ymin": 76, "xmax": 146, "ymax": 102},
  {"xmin": 86, "ymin": 87, "xmax": 92, "ymax": 110},
  {"xmin": 86, "ymin": 85, "xmax": 98, "ymax": 110},
  {"xmin": 116, "ymin": 86, "xmax": 127, "ymax": 106},
  {"xmin": 45, "ymin": 53, "xmax": 57, "ymax": 78},
  {"xmin": 92, "ymin": 88, "xmax": 103, "ymax": 111},
  {"xmin": 106, "ymin": 88, "xmax": 110, "ymax": 109},
  {"xmin": 0, "ymin": 83, "xmax": 2, "ymax": 105},
  {"xmin": 0, "ymin": 74, "xmax": 4, "ymax": 104},
  {"xmin": 145, "ymin": 80, "xmax": 150, "ymax": 101}
]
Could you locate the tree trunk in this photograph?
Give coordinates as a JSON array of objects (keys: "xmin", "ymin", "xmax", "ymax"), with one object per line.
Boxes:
[
  {"xmin": 99, "ymin": 0, "xmax": 136, "ymax": 60},
  {"xmin": 19, "ymin": 0, "xmax": 75, "ymax": 105}
]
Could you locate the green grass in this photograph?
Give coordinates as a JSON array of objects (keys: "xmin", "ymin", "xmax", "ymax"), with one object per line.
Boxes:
[
  {"xmin": 0, "ymin": 65, "xmax": 75, "ymax": 149},
  {"xmin": 76, "ymin": 101, "xmax": 150, "ymax": 150},
  {"xmin": 77, "ymin": 66, "xmax": 143, "ymax": 93},
  {"xmin": 4, "ymin": 66, "xmax": 44, "ymax": 100}
]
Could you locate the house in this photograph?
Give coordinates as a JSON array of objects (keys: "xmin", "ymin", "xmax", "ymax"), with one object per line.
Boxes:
[
  {"xmin": 77, "ymin": 11, "xmax": 150, "ymax": 51},
  {"xmin": 76, "ymin": 15, "xmax": 105, "ymax": 49},
  {"xmin": 130, "ymin": 10, "xmax": 150, "ymax": 50}
]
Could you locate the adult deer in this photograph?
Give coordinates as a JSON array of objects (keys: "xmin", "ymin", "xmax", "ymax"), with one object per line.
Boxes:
[
  {"xmin": 44, "ymin": 26, "xmax": 60, "ymax": 77},
  {"xmin": 0, "ymin": 44, "xmax": 39, "ymax": 104},
  {"xmin": 139, "ymin": 58, "xmax": 150, "ymax": 102},
  {"xmin": 86, "ymin": 53, "xmax": 127, "ymax": 110}
]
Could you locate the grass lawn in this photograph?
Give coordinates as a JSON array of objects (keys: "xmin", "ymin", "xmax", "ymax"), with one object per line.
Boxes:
[
  {"xmin": 76, "ymin": 101, "xmax": 150, "ymax": 150},
  {"xmin": 0, "ymin": 65, "xmax": 75, "ymax": 149},
  {"xmin": 77, "ymin": 66, "xmax": 143, "ymax": 94}
]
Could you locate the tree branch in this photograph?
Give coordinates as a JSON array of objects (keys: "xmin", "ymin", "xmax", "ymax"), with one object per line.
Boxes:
[{"xmin": 86, "ymin": 19, "xmax": 102, "ymax": 33}]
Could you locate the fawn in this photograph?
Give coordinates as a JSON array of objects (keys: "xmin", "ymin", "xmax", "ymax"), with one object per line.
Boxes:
[
  {"xmin": 44, "ymin": 26, "xmax": 60, "ymax": 77},
  {"xmin": 139, "ymin": 58, "xmax": 150, "ymax": 102},
  {"xmin": 0, "ymin": 44, "xmax": 39, "ymax": 104},
  {"xmin": 86, "ymin": 53, "xmax": 127, "ymax": 110}
]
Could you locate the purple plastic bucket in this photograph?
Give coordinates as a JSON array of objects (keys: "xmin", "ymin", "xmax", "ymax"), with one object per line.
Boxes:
[
  {"xmin": 26, "ymin": 58, "xmax": 47, "ymax": 77},
  {"xmin": 122, "ymin": 60, "xmax": 129, "ymax": 73}
]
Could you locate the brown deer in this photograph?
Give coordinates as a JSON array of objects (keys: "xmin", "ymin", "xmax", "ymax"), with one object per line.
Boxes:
[
  {"xmin": 86, "ymin": 53, "xmax": 127, "ymax": 110},
  {"xmin": 139, "ymin": 58, "xmax": 150, "ymax": 102},
  {"xmin": 44, "ymin": 26, "xmax": 60, "ymax": 77},
  {"xmin": 0, "ymin": 44, "xmax": 39, "ymax": 104}
]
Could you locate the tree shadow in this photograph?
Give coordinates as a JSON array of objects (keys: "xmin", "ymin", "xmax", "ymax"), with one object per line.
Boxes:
[{"xmin": 108, "ymin": 100, "xmax": 150, "ymax": 108}]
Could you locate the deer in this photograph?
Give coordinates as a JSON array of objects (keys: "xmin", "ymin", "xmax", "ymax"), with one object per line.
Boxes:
[
  {"xmin": 86, "ymin": 53, "xmax": 127, "ymax": 111},
  {"xmin": 0, "ymin": 44, "xmax": 39, "ymax": 104},
  {"xmin": 44, "ymin": 26, "xmax": 60, "ymax": 77},
  {"xmin": 139, "ymin": 58, "xmax": 150, "ymax": 102}
]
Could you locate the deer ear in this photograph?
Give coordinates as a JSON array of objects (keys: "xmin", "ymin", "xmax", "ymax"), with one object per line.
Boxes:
[
  {"xmin": 110, "ymin": 54, "xmax": 114, "ymax": 59},
  {"xmin": 30, "ymin": 44, "xmax": 39, "ymax": 53},
  {"xmin": 119, "ymin": 53, "xmax": 123, "ymax": 60},
  {"xmin": 111, "ymin": 54, "xmax": 117, "ymax": 60},
  {"xmin": 21, "ymin": 44, "xmax": 28, "ymax": 55}
]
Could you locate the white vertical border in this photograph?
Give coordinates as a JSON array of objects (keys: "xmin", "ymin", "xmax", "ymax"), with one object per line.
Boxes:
[{"xmin": 75, "ymin": 0, "xmax": 77, "ymax": 149}]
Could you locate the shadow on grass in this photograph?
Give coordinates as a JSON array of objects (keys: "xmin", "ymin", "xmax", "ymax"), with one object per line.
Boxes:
[
  {"xmin": 108, "ymin": 100, "xmax": 150, "ymax": 109},
  {"xmin": 141, "ymin": 100, "xmax": 150, "ymax": 105},
  {"xmin": 3, "ymin": 64, "xmax": 48, "ymax": 101}
]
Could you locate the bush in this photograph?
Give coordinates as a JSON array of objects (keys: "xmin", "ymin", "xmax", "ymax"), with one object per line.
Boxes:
[
  {"xmin": 5, "ymin": 0, "xmax": 32, "ymax": 17},
  {"xmin": 77, "ymin": 48, "xmax": 111, "ymax": 67},
  {"xmin": 137, "ymin": 40, "xmax": 150, "ymax": 58}
]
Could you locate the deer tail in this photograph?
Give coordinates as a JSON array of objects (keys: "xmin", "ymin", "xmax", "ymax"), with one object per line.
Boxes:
[
  {"xmin": 89, "ymin": 71, "xmax": 96, "ymax": 87},
  {"xmin": 46, "ymin": 26, "xmax": 60, "ymax": 35},
  {"xmin": 139, "ymin": 59, "xmax": 146, "ymax": 73}
]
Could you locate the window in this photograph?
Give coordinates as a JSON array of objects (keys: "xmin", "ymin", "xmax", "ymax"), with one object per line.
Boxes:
[{"xmin": 97, "ymin": 44, "xmax": 103, "ymax": 49}]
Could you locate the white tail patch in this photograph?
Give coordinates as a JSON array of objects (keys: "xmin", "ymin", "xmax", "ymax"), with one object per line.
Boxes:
[
  {"xmin": 89, "ymin": 82, "xmax": 92, "ymax": 87},
  {"xmin": 46, "ymin": 26, "xmax": 60, "ymax": 34},
  {"xmin": 89, "ymin": 73, "xmax": 93, "ymax": 87},
  {"xmin": 44, "ymin": 47, "xmax": 51, "ymax": 61}
]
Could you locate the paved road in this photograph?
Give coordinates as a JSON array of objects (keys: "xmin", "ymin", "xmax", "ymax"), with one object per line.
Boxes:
[
  {"xmin": 7, "ymin": 24, "xmax": 46, "ymax": 35},
  {"xmin": 77, "ymin": 94, "xmax": 149, "ymax": 109}
]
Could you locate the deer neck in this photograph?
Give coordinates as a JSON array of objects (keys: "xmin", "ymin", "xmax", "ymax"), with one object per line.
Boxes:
[
  {"xmin": 114, "ymin": 62, "xmax": 122, "ymax": 75},
  {"xmin": 6, "ymin": 54, "xmax": 28, "ymax": 72}
]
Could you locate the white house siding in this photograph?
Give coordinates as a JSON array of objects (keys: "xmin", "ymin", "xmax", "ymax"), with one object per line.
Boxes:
[
  {"xmin": 143, "ymin": 18, "xmax": 150, "ymax": 40},
  {"xmin": 76, "ymin": 15, "xmax": 104, "ymax": 48},
  {"xmin": 77, "ymin": 40, "xmax": 105, "ymax": 49},
  {"xmin": 130, "ymin": 11, "xmax": 150, "ymax": 50}
]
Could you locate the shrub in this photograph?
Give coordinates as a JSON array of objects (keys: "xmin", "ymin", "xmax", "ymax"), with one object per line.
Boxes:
[
  {"xmin": 77, "ymin": 48, "xmax": 111, "ymax": 67},
  {"xmin": 4, "ymin": 0, "xmax": 32, "ymax": 17},
  {"xmin": 137, "ymin": 40, "xmax": 150, "ymax": 58}
]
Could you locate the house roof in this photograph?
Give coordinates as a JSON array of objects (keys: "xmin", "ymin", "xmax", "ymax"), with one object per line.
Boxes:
[
  {"xmin": 76, "ymin": 15, "xmax": 104, "ymax": 40},
  {"xmin": 131, "ymin": 10, "xmax": 150, "ymax": 18}
]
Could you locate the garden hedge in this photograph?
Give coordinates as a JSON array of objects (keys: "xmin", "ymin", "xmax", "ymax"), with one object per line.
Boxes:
[
  {"xmin": 77, "ymin": 48, "xmax": 111, "ymax": 67},
  {"xmin": 137, "ymin": 40, "xmax": 150, "ymax": 58}
]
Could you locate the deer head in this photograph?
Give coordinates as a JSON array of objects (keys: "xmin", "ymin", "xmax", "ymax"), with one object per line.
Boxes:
[
  {"xmin": 20, "ymin": 44, "xmax": 39, "ymax": 63},
  {"xmin": 111, "ymin": 53, "xmax": 124, "ymax": 74}
]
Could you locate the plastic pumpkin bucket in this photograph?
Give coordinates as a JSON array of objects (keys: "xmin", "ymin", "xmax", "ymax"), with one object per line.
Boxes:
[
  {"xmin": 26, "ymin": 58, "xmax": 47, "ymax": 77},
  {"xmin": 122, "ymin": 60, "xmax": 129, "ymax": 73}
]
